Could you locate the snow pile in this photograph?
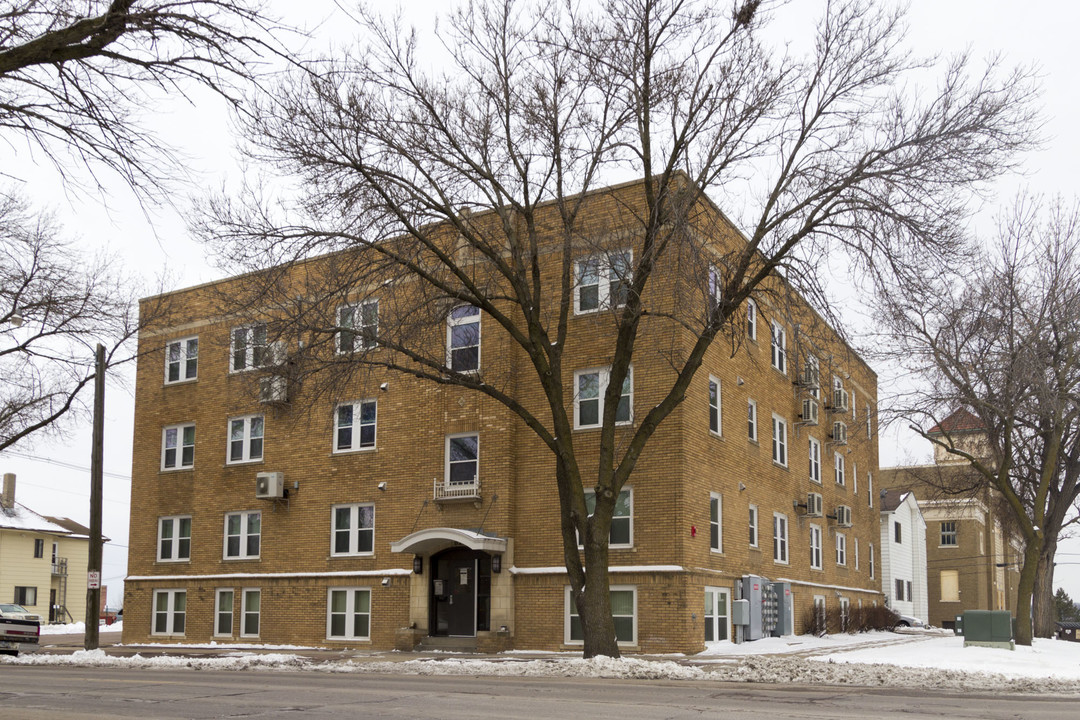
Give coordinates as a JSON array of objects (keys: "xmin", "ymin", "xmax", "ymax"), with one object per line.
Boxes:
[
  {"xmin": 322, "ymin": 656, "xmax": 707, "ymax": 680},
  {"xmin": 13, "ymin": 649, "xmax": 310, "ymax": 671},
  {"xmin": 40, "ymin": 621, "xmax": 122, "ymax": 635}
]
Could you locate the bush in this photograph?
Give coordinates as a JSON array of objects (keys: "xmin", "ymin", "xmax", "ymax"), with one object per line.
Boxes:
[{"xmin": 801, "ymin": 603, "xmax": 900, "ymax": 636}]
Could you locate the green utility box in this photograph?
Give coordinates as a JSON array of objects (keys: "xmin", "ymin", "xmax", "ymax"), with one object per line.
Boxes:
[
  {"xmin": 962, "ymin": 610, "xmax": 1014, "ymax": 650},
  {"xmin": 954, "ymin": 615, "xmax": 963, "ymax": 636}
]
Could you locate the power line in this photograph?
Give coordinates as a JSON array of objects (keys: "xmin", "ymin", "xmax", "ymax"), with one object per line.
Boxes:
[{"xmin": 2, "ymin": 449, "xmax": 130, "ymax": 481}]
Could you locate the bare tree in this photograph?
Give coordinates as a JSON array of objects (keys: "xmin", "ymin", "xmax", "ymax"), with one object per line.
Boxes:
[
  {"xmin": 199, "ymin": 0, "xmax": 1038, "ymax": 657},
  {"xmin": 879, "ymin": 196, "xmax": 1080, "ymax": 645}
]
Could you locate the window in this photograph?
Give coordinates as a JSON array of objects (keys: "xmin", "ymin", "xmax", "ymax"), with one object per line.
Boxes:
[
  {"xmin": 836, "ymin": 533, "xmax": 847, "ymax": 566},
  {"xmin": 747, "ymin": 399, "xmax": 758, "ymax": 441},
  {"xmin": 582, "ymin": 488, "xmax": 633, "ymax": 547},
  {"xmin": 13, "ymin": 586, "xmax": 36, "ymax": 606},
  {"xmin": 33, "ymin": 538, "xmax": 44, "ymax": 558},
  {"xmin": 895, "ymin": 578, "xmax": 905, "ymax": 601},
  {"xmin": 332, "ymin": 504, "xmax": 375, "ymax": 556},
  {"xmin": 157, "ymin": 516, "xmax": 191, "ymax": 562},
  {"xmin": 574, "ymin": 250, "xmax": 632, "ymax": 314},
  {"xmin": 940, "ymin": 521, "xmax": 958, "ymax": 546},
  {"xmin": 748, "ymin": 505, "xmax": 758, "ymax": 547},
  {"xmin": 773, "ymin": 512, "xmax": 789, "ymax": 564},
  {"xmin": 854, "ymin": 537, "xmax": 860, "ymax": 570},
  {"xmin": 161, "ymin": 423, "xmax": 195, "ymax": 470},
  {"xmin": 165, "ymin": 337, "xmax": 198, "ymax": 383},
  {"xmin": 224, "ymin": 511, "xmax": 261, "ymax": 559},
  {"xmin": 152, "ymin": 589, "xmax": 186, "ymax": 635},
  {"xmin": 574, "ymin": 367, "xmax": 632, "ymax": 428},
  {"xmin": 805, "ymin": 355, "xmax": 820, "ymax": 399},
  {"xmin": 868, "ymin": 472, "xmax": 874, "ymax": 508},
  {"xmin": 809, "ymin": 524, "xmax": 822, "ymax": 570},
  {"xmin": 227, "ymin": 415, "xmax": 263, "ymax": 464},
  {"xmin": 869, "ymin": 542, "xmax": 875, "ymax": 579},
  {"xmin": 566, "ymin": 586, "xmax": 636, "ymax": 645},
  {"xmin": 446, "ymin": 305, "xmax": 480, "ymax": 372},
  {"xmin": 866, "ymin": 403, "xmax": 872, "ymax": 437},
  {"xmin": 335, "ymin": 400, "xmax": 377, "ymax": 452},
  {"xmin": 834, "ymin": 452, "xmax": 845, "ymax": 486},
  {"xmin": 327, "ymin": 588, "xmax": 371, "ymax": 640},
  {"xmin": 708, "ymin": 265, "xmax": 722, "ymax": 314},
  {"xmin": 852, "ymin": 461, "xmax": 858, "ymax": 494},
  {"xmin": 746, "ymin": 299, "xmax": 757, "ymax": 340},
  {"xmin": 771, "ymin": 414, "xmax": 788, "ymax": 466},
  {"xmin": 445, "ymin": 433, "xmax": 479, "ymax": 486},
  {"xmin": 215, "ymin": 589, "xmax": 234, "ymax": 636},
  {"xmin": 241, "ymin": 589, "xmax": 261, "ymax": 637},
  {"xmin": 230, "ymin": 324, "xmax": 267, "ymax": 372},
  {"xmin": 808, "ymin": 436, "xmax": 821, "ymax": 484},
  {"xmin": 710, "ymin": 493, "xmax": 723, "ymax": 553},
  {"xmin": 839, "ymin": 597, "xmax": 850, "ymax": 631},
  {"xmin": 708, "ymin": 377, "xmax": 721, "ymax": 435},
  {"xmin": 337, "ymin": 300, "xmax": 378, "ymax": 352},
  {"xmin": 940, "ymin": 570, "xmax": 960, "ymax": 602},
  {"xmin": 906, "ymin": 580, "xmax": 913, "ymax": 601},
  {"xmin": 894, "ymin": 521, "xmax": 902, "ymax": 544},
  {"xmin": 770, "ymin": 320, "xmax": 787, "ymax": 373}
]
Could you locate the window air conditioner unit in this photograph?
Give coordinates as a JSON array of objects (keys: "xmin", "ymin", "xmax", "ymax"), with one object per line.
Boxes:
[
  {"xmin": 832, "ymin": 387, "xmax": 849, "ymax": 413},
  {"xmin": 837, "ymin": 505, "xmax": 853, "ymax": 527},
  {"xmin": 801, "ymin": 364, "xmax": 820, "ymax": 390},
  {"xmin": 259, "ymin": 375, "xmax": 288, "ymax": 404},
  {"xmin": 806, "ymin": 492, "xmax": 823, "ymax": 517},
  {"xmin": 801, "ymin": 398, "xmax": 820, "ymax": 426},
  {"xmin": 832, "ymin": 421, "xmax": 848, "ymax": 445},
  {"xmin": 255, "ymin": 472, "xmax": 284, "ymax": 499}
]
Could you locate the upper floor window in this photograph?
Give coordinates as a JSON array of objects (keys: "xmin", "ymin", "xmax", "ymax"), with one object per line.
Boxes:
[
  {"xmin": 748, "ymin": 504, "xmax": 758, "ymax": 547},
  {"xmin": 940, "ymin": 521, "xmax": 958, "ymax": 546},
  {"xmin": 708, "ymin": 266, "xmax": 722, "ymax": 314},
  {"xmin": 770, "ymin": 320, "xmax": 787, "ymax": 374},
  {"xmin": 868, "ymin": 472, "xmax": 874, "ymax": 508},
  {"xmin": 447, "ymin": 305, "xmax": 480, "ymax": 372},
  {"xmin": 338, "ymin": 300, "xmax": 379, "ymax": 352},
  {"xmin": 157, "ymin": 515, "xmax": 191, "ymax": 562},
  {"xmin": 805, "ymin": 355, "xmax": 820, "ymax": 399},
  {"xmin": 773, "ymin": 512, "xmax": 789, "ymax": 564},
  {"xmin": 335, "ymin": 400, "xmax": 376, "ymax": 452},
  {"xmin": 866, "ymin": 404, "xmax": 873, "ymax": 437},
  {"xmin": 894, "ymin": 520, "xmax": 902, "ymax": 544},
  {"xmin": 162, "ymin": 423, "xmax": 195, "ymax": 471},
  {"xmin": 33, "ymin": 538, "xmax": 44, "ymax": 558},
  {"xmin": 230, "ymin": 324, "xmax": 267, "ymax": 372},
  {"xmin": 836, "ymin": 533, "xmax": 847, "ymax": 566},
  {"xmin": 165, "ymin": 337, "xmax": 198, "ymax": 383},
  {"xmin": 574, "ymin": 250, "xmax": 632, "ymax": 314},
  {"xmin": 808, "ymin": 436, "xmax": 821, "ymax": 484},
  {"xmin": 747, "ymin": 399, "xmax": 758, "ymax": 441},
  {"xmin": 228, "ymin": 415, "xmax": 264, "ymax": 464},
  {"xmin": 710, "ymin": 493, "xmax": 723, "ymax": 552},
  {"xmin": 224, "ymin": 510, "xmax": 261, "ymax": 559},
  {"xmin": 746, "ymin": 299, "xmax": 757, "ymax": 340},
  {"xmin": 708, "ymin": 376, "xmax": 721, "ymax": 435},
  {"xmin": 332, "ymin": 504, "xmax": 375, "ymax": 556},
  {"xmin": 446, "ymin": 433, "xmax": 478, "ymax": 486},
  {"xmin": 575, "ymin": 367, "xmax": 632, "ymax": 429},
  {"xmin": 771, "ymin": 414, "xmax": 788, "ymax": 467},
  {"xmin": 582, "ymin": 488, "xmax": 633, "ymax": 547},
  {"xmin": 834, "ymin": 452, "xmax": 846, "ymax": 486},
  {"xmin": 869, "ymin": 542, "xmax": 875, "ymax": 578},
  {"xmin": 809, "ymin": 524, "xmax": 822, "ymax": 570}
]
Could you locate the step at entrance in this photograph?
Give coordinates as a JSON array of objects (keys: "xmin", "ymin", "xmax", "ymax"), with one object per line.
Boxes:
[{"xmin": 418, "ymin": 636, "xmax": 478, "ymax": 652}]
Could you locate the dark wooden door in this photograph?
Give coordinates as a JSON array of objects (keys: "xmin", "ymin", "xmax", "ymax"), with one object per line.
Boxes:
[{"xmin": 432, "ymin": 548, "xmax": 476, "ymax": 637}]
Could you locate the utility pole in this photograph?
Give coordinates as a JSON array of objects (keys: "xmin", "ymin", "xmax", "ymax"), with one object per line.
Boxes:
[{"xmin": 85, "ymin": 343, "xmax": 105, "ymax": 651}]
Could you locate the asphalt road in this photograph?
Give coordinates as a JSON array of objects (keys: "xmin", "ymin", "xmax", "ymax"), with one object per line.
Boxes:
[{"xmin": 0, "ymin": 666, "xmax": 1076, "ymax": 720}]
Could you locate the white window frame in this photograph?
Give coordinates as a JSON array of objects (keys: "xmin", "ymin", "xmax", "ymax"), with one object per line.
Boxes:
[
  {"xmin": 337, "ymin": 299, "xmax": 379, "ymax": 353},
  {"xmin": 708, "ymin": 265, "xmax": 722, "ymax": 314},
  {"xmin": 161, "ymin": 423, "xmax": 195, "ymax": 471},
  {"xmin": 708, "ymin": 376, "xmax": 722, "ymax": 436},
  {"xmin": 834, "ymin": 452, "xmax": 846, "ymax": 486},
  {"xmin": 809, "ymin": 524, "xmax": 822, "ymax": 570},
  {"xmin": 704, "ymin": 586, "xmax": 731, "ymax": 643},
  {"xmin": 836, "ymin": 532, "xmax": 847, "ymax": 566},
  {"xmin": 157, "ymin": 515, "xmax": 191, "ymax": 562},
  {"xmin": 445, "ymin": 432, "xmax": 479, "ymax": 487},
  {"xmin": 151, "ymin": 589, "xmax": 186, "ymax": 636},
  {"xmin": 230, "ymin": 323, "xmax": 267, "ymax": 372},
  {"xmin": 839, "ymin": 596, "xmax": 850, "ymax": 631},
  {"xmin": 940, "ymin": 521, "xmax": 958, "ymax": 547},
  {"xmin": 331, "ymin": 503, "xmax": 375, "ymax": 556},
  {"xmin": 854, "ymin": 537, "xmax": 860, "ymax": 570},
  {"xmin": 565, "ymin": 585, "xmax": 636, "ymax": 646},
  {"xmin": 773, "ymin": 512, "xmax": 789, "ymax": 564},
  {"xmin": 852, "ymin": 461, "xmax": 858, "ymax": 494},
  {"xmin": 866, "ymin": 403, "xmax": 872, "ymax": 437},
  {"xmin": 227, "ymin": 415, "xmax": 264, "ymax": 465},
  {"xmin": 805, "ymin": 354, "xmax": 820, "ymax": 399},
  {"xmin": 574, "ymin": 250, "xmax": 633, "ymax": 314},
  {"xmin": 165, "ymin": 336, "xmax": 198, "ymax": 384},
  {"xmin": 334, "ymin": 400, "xmax": 377, "ymax": 453},
  {"xmin": 574, "ymin": 366, "xmax": 633, "ymax": 429},
  {"xmin": 747, "ymin": 399, "xmax": 758, "ymax": 442},
  {"xmin": 868, "ymin": 472, "xmax": 874, "ymax": 508},
  {"xmin": 580, "ymin": 488, "xmax": 633, "ymax": 548},
  {"xmin": 770, "ymin": 320, "xmax": 787, "ymax": 374},
  {"xmin": 808, "ymin": 435, "xmax": 821, "ymax": 484},
  {"xmin": 771, "ymin": 414, "xmax": 788, "ymax": 467},
  {"xmin": 446, "ymin": 305, "xmax": 481, "ymax": 373},
  {"xmin": 869, "ymin": 542, "xmax": 875, "ymax": 579},
  {"xmin": 710, "ymin": 492, "xmax": 723, "ymax": 553},
  {"xmin": 746, "ymin": 299, "xmax": 757, "ymax": 340},
  {"xmin": 326, "ymin": 587, "xmax": 372, "ymax": 641},
  {"xmin": 223, "ymin": 510, "xmax": 261, "ymax": 560},
  {"xmin": 748, "ymin": 504, "xmax": 758, "ymax": 548},
  {"xmin": 241, "ymin": 588, "xmax": 261, "ymax": 638},
  {"xmin": 214, "ymin": 589, "xmax": 234, "ymax": 637}
]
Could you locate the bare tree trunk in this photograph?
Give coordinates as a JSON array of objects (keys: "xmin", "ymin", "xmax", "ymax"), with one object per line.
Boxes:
[
  {"xmin": 579, "ymin": 549, "xmax": 619, "ymax": 659},
  {"xmin": 1033, "ymin": 536, "xmax": 1058, "ymax": 638},
  {"xmin": 1015, "ymin": 540, "xmax": 1041, "ymax": 646}
]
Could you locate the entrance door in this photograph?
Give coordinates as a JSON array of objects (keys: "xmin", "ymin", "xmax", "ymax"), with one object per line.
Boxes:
[
  {"xmin": 704, "ymin": 587, "xmax": 730, "ymax": 642},
  {"xmin": 432, "ymin": 547, "xmax": 477, "ymax": 637}
]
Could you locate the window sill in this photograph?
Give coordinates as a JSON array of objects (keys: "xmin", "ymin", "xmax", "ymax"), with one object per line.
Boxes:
[
  {"xmin": 330, "ymin": 553, "xmax": 376, "ymax": 559},
  {"xmin": 160, "ymin": 467, "xmax": 195, "ymax": 474},
  {"xmin": 225, "ymin": 460, "xmax": 265, "ymax": 467},
  {"xmin": 772, "ymin": 461, "xmax": 789, "ymax": 470},
  {"xmin": 222, "ymin": 557, "xmax": 261, "ymax": 562},
  {"xmin": 332, "ymin": 447, "xmax": 378, "ymax": 456},
  {"xmin": 163, "ymin": 378, "xmax": 198, "ymax": 387},
  {"xmin": 155, "ymin": 559, "xmax": 191, "ymax": 564}
]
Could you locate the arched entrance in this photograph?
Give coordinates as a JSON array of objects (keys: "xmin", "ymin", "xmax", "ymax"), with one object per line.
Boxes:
[{"xmin": 430, "ymin": 547, "xmax": 492, "ymax": 637}]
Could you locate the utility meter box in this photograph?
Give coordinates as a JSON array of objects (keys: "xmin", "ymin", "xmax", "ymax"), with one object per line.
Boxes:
[
  {"xmin": 962, "ymin": 610, "xmax": 1014, "ymax": 650},
  {"xmin": 732, "ymin": 599, "xmax": 750, "ymax": 627}
]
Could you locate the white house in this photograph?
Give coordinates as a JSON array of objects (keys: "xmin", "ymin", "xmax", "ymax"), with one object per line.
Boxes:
[{"xmin": 879, "ymin": 489, "xmax": 929, "ymax": 625}]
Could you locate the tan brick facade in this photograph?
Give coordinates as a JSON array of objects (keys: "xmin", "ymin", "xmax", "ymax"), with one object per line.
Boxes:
[{"xmin": 124, "ymin": 179, "xmax": 882, "ymax": 653}]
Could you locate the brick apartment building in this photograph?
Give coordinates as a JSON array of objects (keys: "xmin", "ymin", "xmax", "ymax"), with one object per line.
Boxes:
[
  {"xmin": 880, "ymin": 410, "xmax": 1023, "ymax": 629},
  {"xmin": 123, "ymin": 178, "xmax": 883, "ymax": 653}
]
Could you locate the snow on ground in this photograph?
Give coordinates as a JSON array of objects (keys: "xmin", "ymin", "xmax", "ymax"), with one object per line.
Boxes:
[{"xmin": 40, "ymin": 621, "xmax": 122, "ymax": 635}]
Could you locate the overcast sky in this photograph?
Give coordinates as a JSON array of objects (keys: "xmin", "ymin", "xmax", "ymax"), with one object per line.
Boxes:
[{"xmin": 3, "ymin": 0, "xmax": 1079, "ymax": 610}]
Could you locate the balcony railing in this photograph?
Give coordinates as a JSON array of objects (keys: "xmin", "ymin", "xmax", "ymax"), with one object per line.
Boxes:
[
  {"xmin": 51, "ymin": 557, "xmax": 68, "ymax": 576},
  {"xmin": 433, "ymin": 478, "xmax": 481, "ymax": 502}
]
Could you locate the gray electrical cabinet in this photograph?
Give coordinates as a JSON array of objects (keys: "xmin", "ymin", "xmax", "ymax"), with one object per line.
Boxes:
[
  {"xmin": 740, "ymin": 575, "xmax": 768, "ymax": 640},
  {"xmin": 769, "ymin": 582, "xmax": 793, "ymax": 636}
]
